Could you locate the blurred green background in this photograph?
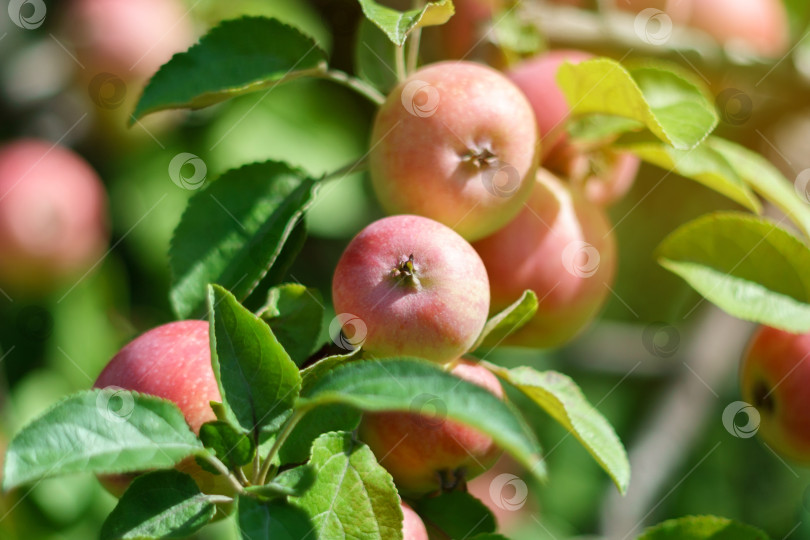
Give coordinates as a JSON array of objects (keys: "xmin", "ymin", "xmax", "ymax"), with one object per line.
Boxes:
[{"xmin": 1, "ymin": 0, "xmax": 810, "ymax": 539}]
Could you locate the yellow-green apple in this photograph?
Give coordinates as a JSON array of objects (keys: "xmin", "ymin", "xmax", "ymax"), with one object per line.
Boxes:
[
  {"xmin": 472, "ymin": 169, "xmax": 616, "ymax": 348},
  {"xmin": 369, "ymin": 61, "xmax": 538, "ymax": 241},
  {"xmin": 507, "ymin": 50, "xmax": 640, "ymax": 206},
  {"xmin": 401, "ymin": 502, "xmax": 429, "ymax": 540},
  {"xmin": 332, "ymin": 215, "xmax": 490, "ymax": 363},
  {"xmin": 93, "ymin": 320, "xmax": 225, "ymax": 496},
  {"xmin": 359, "ymin": 358, "xmax": 503, "ymax": 495},
  {"xmin": 0, "ymin": 139, "xmax": 108, "ymax": 294},
  {"xmin": 740, "ymin": 326, "xmax": 810, "ymax": 462}
]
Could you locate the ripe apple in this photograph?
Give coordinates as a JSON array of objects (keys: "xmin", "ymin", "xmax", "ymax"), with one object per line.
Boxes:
[
  {"xmin": 435, "ymin": 0, "xmax": 501, "ymax": 60},
  {"xmin": 369, "ymin": 61, "xmax": 539, "ymax": 241},
  {"xmin": 740, "ymin": 326, "xmax": 810, "ymax": 462},
  {"xmin": 472, "ymin": 169, "xmax": 616, "ymax": 349},
  {"xmin": 401, "ymin": 502, "xmax": 429, "ymax": 540},
  {"xmin": 359, "ymin": 359, "xmax": 503, "ymax": 495},
  {"xmin": 507, "ymin": 50, "xmax": 640, "ymax": 206},
  {"xmin": 332, "ymin": 215, "xmax": 490, "ymax": 363},
  {"xmin": 689, "ymin": 0, "xmax": 788, "ymax": 58},
  {"xmin": 93, "ymin": 320, "xmax": 225, "ymax": 496},
  {"xmin": 0, "ymin": 139, "xmax": 108, "ymax": 294},
  {"xmin": 63, "ymin": 0, "xmax": 194, "ymax": 82}
]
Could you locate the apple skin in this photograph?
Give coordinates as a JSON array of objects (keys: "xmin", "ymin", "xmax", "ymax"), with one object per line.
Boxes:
[
  {"xmin": 332, "ymin": 215, "xmax": 490, "ymax": 363},
  {"xmin": 508, "ymin": 50, "xmax": 640, "ymax": 206},
  {"xmin": 93, "ymin": 320, "xmax": 227, "ymax": 498},
  {"xmin": 369, "ymin": 61, "xmax": 539, "ymax": 241},
  {"xmin": 0, "ymin": 139, "xmax": 108, "ymax": 293},
  {"xmin": 472, "ymin": 169, "xmax": 616, "ymax": 349},
  {"xmin": 359, "ymin": 359, "xmax": 503, "ymax": 496},
  {"xmin": 401, "ymin": 502, "xmax": 429, "ymax": 540},
  {"xmin": 64, "ymin": 0, "xmax": 194, "ymax": 81},
  {"xmin": 741, "ymin": 326, "xmax": 810, "ymax": 462},
  {"xmin": 436, "ymin": 0, "xmax": 501, "ymax": 60}
]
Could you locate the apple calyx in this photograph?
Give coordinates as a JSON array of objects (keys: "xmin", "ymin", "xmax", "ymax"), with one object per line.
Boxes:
[
  {"xmin": 462, "ymin": 146, "xmax": 499, "ymax": 170},
  {"xmin": 753, "ymin": 380, "xmax": 775, "ymax": 414},
  {"xmin": 392, "ymin": 253, "xmax": 422, "ymax": 289}
]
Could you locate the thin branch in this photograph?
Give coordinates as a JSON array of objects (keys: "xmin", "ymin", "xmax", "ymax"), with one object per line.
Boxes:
[
  {"xmin": 199, "ymin": 453, "xmax": 247, "ymax": 495},
  {"xmin": 321, "ymin": 156, "xmax": 369, "ymax": 182},
  {"xmin": 256, "ymin": 410, "xmax": 306, "ymax": 485},
  {"xmin": 315, "ymin": 69, "xmax": 386, "ymax": 105},
  {"xmin": 395, "ymin": 45, "xmax": 407, "ymax": 81}
]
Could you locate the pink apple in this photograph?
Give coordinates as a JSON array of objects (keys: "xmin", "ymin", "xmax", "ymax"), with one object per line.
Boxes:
[
  {"xmin": 472, "ymin": 169, "xmax": 616, "ymax": 349},
  {"xmin": 369, "ymin": 61, "xmax": 539, "ymax": 241},
  {"xmin": 740, "ymin": 326, "xmax": 810, "ymax": 462},
  {"xmin": 689, "ymin": 0, "xmax": 788, "ymax": 58},
  {"xmin": 360, "ymin": 359, "xmax": 503, "ymax": 495},
  {"xmin": 63, "ymin": 0, "xmax": 194, "ymax": 81},
  {"xmin": 401, "ymin": 502, "xmax": 429, "ymax": 540},
  {"xmin": 0, "ymin": 139, "xmax": 108, "ymax": 293},
  {"xmin": 332, "ymin": 215, "xmax": 490, "ymax": 363}
]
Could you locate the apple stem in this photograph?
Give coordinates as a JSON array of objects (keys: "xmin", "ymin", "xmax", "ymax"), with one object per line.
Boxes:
[
  {"xmin": 395, "ymin": 44, "xmax": 407, "ymax": 81},
  {"xmin": 321, "ymin": 157, "xmax": 368, "ymax": 182},
  {"xmin": 313, "ymin": 68, "xmax": 386, "ymax": 105},
  {"xmin": 256, "ymin": 410, "xmax": 305, "ymax": 485},
  {"xmin": 199, "ymin": 452, "xmax": 246, "ymax": 494},
  {"xmin": 407, "ymin": 0, "xmax": 426, "ymax": 74}
]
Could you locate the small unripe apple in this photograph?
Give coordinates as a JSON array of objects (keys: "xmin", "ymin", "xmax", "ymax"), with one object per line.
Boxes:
[
  {"xmin": 401, "ymin": 502, "xmax": 429, "ymax": 540},
  {"xmin": 360, "ymin": 359, "xmax": 503, "ymax": 495},
  {"xmin": 369, "ymin": 61, "xmax": 538, "ymax": 241},
  {"xmin": 332, "ymin": 215, "xmax": 490, "ymax": 363},
  {"xmin": 740, "ymin": 326, "xmax": 810, "ymax": 462},
  {"xmin": 0, "ymin": 139, "xmax": 108, "ymax": 293},
  {"xmin": 472, "ymin": 169, "xmax": 616, "ymax": 349},
  {"xmin": 94, "ymin": 320, "xmax": 224, "ymax": 496}
]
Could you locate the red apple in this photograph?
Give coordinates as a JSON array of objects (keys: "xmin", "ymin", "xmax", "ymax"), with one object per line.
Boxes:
[
  {"xmin": 472, "ymin": 169, "xmax": 616, "ymax": 349},
  {"xmin": 436, "ymin": 0, "xmax": 501, "ymax": 60},
  {"xmin": 332, "ymin": 215, "xmax": 490, "ymax": 363},
  {"xmin": 401, "ymin": 502, "xmax": 429, "ymax": 540},
  {"xmin": 740, "ymin": 326, "xmax": 810, "ymax": 462},
  {"xmin": 0, "ymin": 139, "xmax": 108, "ymax": 293},
  {"xmin": 64, "ymin": 0, "xmax": 194, "ymax": 82},
  {"xmin": 94, "ymin": 320, "xmax": 224, "ymax": 496},
  {"xmin": 689, "ymin": 0, "xmax": 788, "ymax": 58},
  {"xmin": 359, "ymin": 359, "xmax": 503, "ymax": 495},
  {"xmin": 369, "ymin": 61, "xmax": 538, "ymax": 241}
]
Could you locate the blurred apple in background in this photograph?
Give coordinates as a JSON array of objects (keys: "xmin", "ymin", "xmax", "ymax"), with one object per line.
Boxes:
[{"xmin": 0, "ymin": 139, "xmax": 108, "ymax": 295}]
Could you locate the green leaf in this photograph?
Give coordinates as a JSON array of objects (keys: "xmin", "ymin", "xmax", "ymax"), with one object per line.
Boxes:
[
  {"xmin": 259, "ymin": 283, "xmax": 324, "ymax": 366},
  {"xmin": 568, "ymin": 114, "xmax": 645, "ymax": 142},
  {"xmin": 246, "ymin": 465, "xmax": 316, "ymax": 499},
  {"xmin": 358, "ymin": 0, "xmax": 455, "ymax": 46},
  {"xmin": 708, "ymin": 137, "xmax": 810, "ymax": 238},
  {"xmin": 133, "ymin": 17, "xmax": 327, "ymax": 121},
  {"xmin": 636, "ymin": 515, "xmax": 770, "ymax": 540},
  {"xmin": 617, "ymin": 137, "xmax": 761, "ymax": 211},
  {"xmin": 290, "ymin": 432, "xmax": 403, "ymax": 540},
  {"xmin": 414, "ymin": 492, "xmax": 496, "ymax": 539},
  {"xmin": 170, "ymin": 161, "xmax": 316, "ymax": 319},
  {"xmin": 557, "ymin": 58, "xmax": 717, "ymax": 150},
  {"xmin": 237, "ymin": 497, "xmax": 313, "ymax": 540},
  {"xmin": 208, "ymin": 285, "xmax": 302, "ymax": 434},
  {"xmin": 278, "ymin": 405, "xmax": 362, "ymax": 465},
  {"xmin": 491, "ymin": 6, "xmax": 543, "ymax": 55},
  {"xmin": 301, "ymin": 351, "xmax": 360, "ymax": 393},
  {"xmin": 300, "ymin": 359, "xmax": 546, "ymax": 481},
  {"xmin": 199, "ymin": 421, "xmax": 255, "ymax": 469},
  {"xmin": 488, "ymin": 364, "xmax": 629, "ymax": 494},
  {"xmin": 473, "ymin": 290, "xmax": 538, "ymax": 351},
  {"xmin": 100, "ymin": 470, "xmax": 217, "ymax": 540},
  {"xmin": 354, "ymin": 18, "xmax": 399, "ymax": 94},
  {"xmin": 3, "ymin": 390, "xmax": 203, "ymax": 491},
  {"xmin": 657, "ymin": 212, "xmax": 810, "ymax": 333}
]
